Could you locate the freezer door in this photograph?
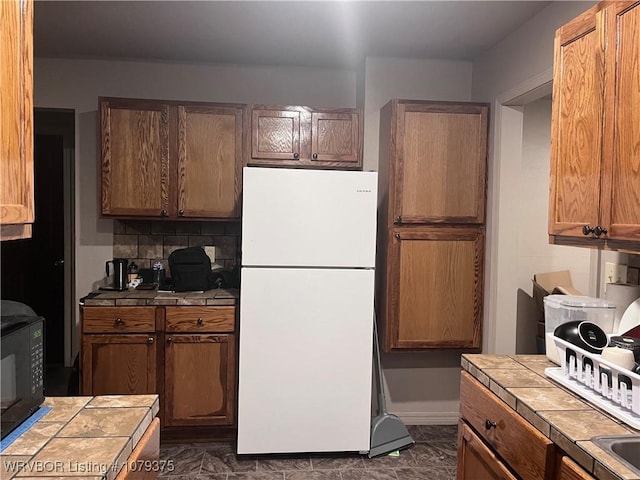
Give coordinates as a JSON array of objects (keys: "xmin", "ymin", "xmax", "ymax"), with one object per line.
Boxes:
[
  {"xmin": 237, "ymin": 267, "xmax": 374, "ymax": 454},
  {"xmin": 242, "ymin": 167, "xmax": 377, "ymax": 268}
]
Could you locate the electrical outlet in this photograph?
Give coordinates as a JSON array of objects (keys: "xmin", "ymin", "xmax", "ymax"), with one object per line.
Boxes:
[{"xmin": 605, "ymin": 262, "xmax": 628, "ymax": 287}]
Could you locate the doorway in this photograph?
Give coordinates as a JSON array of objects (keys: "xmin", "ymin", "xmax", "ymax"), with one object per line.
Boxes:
[{"xmin": 0, "ymin": 109, "xmax": 75, "ymax": 393}]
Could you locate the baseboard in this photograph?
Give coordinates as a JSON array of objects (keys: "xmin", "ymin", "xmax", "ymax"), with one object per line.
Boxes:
[{"xmin": 395, "ymin": 411, "xmax": 460, "ymax": 426}]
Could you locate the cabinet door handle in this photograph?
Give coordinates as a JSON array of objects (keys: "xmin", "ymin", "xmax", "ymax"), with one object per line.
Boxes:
[
  {"xmin": 582, "ymin": 225, "xmax": 594, "ymax": 236},
  {"xmin": 114, "ymin": 318, "xmax": 124, "ymax": 326},
  {"xmin": 196, "ymin": 318, "xmax": 203, "ymax": 325},
  {"xmin": 395, "ymin": 233, "xmax": 401, "ymax": 240},
  {"xmin": 178, "ymin": 209, "xmax": 184, "ymax": 216},
  {"xmin": 485, "ymin": 419, "xmax": 497, "ymax": 430},
  {"xmin": 395, "ymin": 216, "xmax": 402, "ymax": 224},
  {"xmin": 147, "ymin": 337, "xmax": 154, "ymax": 344},
  {"xmin": 161, "ymin": 209, "xmax": 168, "ymax": 217},
  {"xmin": 312, "ymin": 153, "xmax": 318, "ymax": 159},
  {"xmin": 293, "ymin": 152, "xmax": 299, "ymax": 159},
  {"xmin": 166, "ymin": 337, "xmax": 172, "ymax": 343},
  {"xmin": 594, "ymin": 225, "xmax": 608, "ymax": 237}
]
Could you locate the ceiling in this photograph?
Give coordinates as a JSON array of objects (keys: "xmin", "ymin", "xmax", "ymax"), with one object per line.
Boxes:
[{"xmin": 34, "ymin": 1, "xmax": 552, "ymax": 69}]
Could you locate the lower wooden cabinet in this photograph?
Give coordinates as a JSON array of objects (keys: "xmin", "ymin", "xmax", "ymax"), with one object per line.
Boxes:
[
  {"xmin": 82, "ymin": 334, "xmax": 157, "ymax": 395},
  {"xmin": 80, "ymin": 305, "xmax": 237, "ymax": 429},
  {"xmin": 380, "ymin": 227, "xmax": 484, "ymax": 351},
  {"xmin": 459, "ymin": 371, "xmax": 555, "ymax": 480},
  {"xmin": 164, "ymin": 334, "xmax": 236, "ymax": 426},
  {"xmin": 458, "ymin": 371, "xmax": 597, "ymax": 480},
  {"xmin": 457, "ymin": 420, "xmax": 517, "ymax": 480}
]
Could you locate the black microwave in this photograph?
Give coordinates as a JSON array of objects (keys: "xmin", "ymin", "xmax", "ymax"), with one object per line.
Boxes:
[{"xmin": 1, "ymin": 313, "xmax": 45, "ymax": 439}]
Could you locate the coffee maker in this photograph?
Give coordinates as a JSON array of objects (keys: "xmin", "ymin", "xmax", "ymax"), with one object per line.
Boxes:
[{"xmin": 105, "ymin": 258, "xmax": 129, "ymax": 291}]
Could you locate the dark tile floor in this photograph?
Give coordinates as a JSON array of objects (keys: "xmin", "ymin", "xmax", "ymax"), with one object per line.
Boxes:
[{"xmin": 158, "ymin": 425, "xmax": 458, "ymax": 480}]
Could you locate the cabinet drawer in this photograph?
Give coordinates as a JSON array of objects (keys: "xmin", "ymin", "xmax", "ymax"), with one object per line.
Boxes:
[
  {"xmin": 83, "ymin": 307, "xmax": 156, "ymax": 333},
  {"xmin": 165, "ymin": 306, "xmax": 235, "ymax": 332},
  {"xmin": 459, "ymin": 371, "xmax": 555, "ymax": 480}
]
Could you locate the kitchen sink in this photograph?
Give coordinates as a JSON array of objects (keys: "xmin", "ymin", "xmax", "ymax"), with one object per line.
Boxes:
[{"xmin": 592, "ymin": 435, "xmax": 640, "ymax": 475}]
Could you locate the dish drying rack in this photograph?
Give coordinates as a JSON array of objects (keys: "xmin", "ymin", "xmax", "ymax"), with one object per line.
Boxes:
[{"xmin": 545, "ymin": 335, "xmax": 640, "ymax": 430}]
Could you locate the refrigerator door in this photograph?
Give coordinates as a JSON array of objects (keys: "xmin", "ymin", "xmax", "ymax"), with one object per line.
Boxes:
[
  {"xmin": 237, "ymin": 267, "xmax": 374, "ymax": 454},
  {"xmin": 242, "ymin": 167, "xmax": 377, "ymax": 268}
]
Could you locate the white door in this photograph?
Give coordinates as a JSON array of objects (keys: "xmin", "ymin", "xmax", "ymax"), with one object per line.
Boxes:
[
  {"xmin": 237, "ymin": 267, "xmax": 374, "ymax": 454},
  {"xmin": 241, "ymin": 167, "xmax": 377, "ymax": 268}
]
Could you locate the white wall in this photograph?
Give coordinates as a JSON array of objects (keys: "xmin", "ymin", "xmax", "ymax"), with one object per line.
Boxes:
[{"xmin": 34, "ymin": 58, "xmax": 357, "ymax": 361}]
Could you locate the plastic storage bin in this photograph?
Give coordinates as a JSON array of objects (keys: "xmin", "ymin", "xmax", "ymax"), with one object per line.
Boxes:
[{"xmin": 543, "ymin": 294, "xmax": 616, "ymax": 364}]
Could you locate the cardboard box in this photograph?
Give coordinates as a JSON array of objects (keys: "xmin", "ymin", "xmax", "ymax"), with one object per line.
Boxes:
[{"xmin": 532, "ymin": 270, "xmax": 582, "ymax": 314}]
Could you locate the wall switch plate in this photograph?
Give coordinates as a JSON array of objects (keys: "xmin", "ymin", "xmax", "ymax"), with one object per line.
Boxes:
[{"xmin": 604, "ymin": 262, "xmax": 628, "ymax": 290}]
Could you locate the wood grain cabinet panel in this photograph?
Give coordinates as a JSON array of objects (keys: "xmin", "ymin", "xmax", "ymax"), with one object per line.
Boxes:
[
  {"xmin": 165, "ymin": 306, "xmax": 235, "ymax": 333},
  {"xmin": 549, "ymin": 4, "xmax": 605, "ymax": 239},
  {"xmin": 385, "ymin": 228, "xmax": 484, "ymax": 350},
  {"xmin": 0, "ymin": 0, "xmax": 33, "ymax": 240},
  {"xmin": 377, "ymin": 100, "xmax": 488, "ymax": 351},
  {"xmin": 457, "ymin": 420, "xmax": 518, "ymax": 480},
  {"xmin": 100, "ymin": 97, "xmax": 246, "ymax": 220},
  {"xmin": 601, "ymin": 1, "xmax": 640, "ymax": 243},
  {"xmin": 459, "ymin": 372, "xmax": 556, "ymax": 480},
  {"xmin": 83, "ymin": 307, "xmax": 156, "ymax": 333},
  {"xmin": 82, "ymin": 334, "xmax": 157, "ymax": 395},
  {"xmin": 248, "ymin": 105, "xmax": 362, "ymax": 170},
  {"xmin": 101, "ymin": 98, "xmax": 170, "ymax": 217},
  {"xmin": 177, "ymin": 104, "xmax": 243, "ymax": 219},
  {"xmin": 555, "ymin": 455, "xmax": 594, "ymax": 480},
  {"xmin": 550, "ymin": 1, "xmax": 640, "ymax": 247},
  {"xmin": 164, "ymin": 334, "xmax": 236, "ymax": 426},
  {"xmin": 392, "ymin": 103, "xmax": 488, "ymax": 224}
]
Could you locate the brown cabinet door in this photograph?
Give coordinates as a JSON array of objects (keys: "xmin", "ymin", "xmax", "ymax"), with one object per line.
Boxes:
[
  {"xmin": 459, "ymin": 372, "xmax": 555, "ymax": 480},
  {"xmin": 100, "ymin": 98, "xmax": 171, "ymax": 217},
  {"xmin": 249, "ymin": 105, "xmax": 363, "ymax": 169},
  {"xmin": 601, "ymin": 2, "xmax": 640, "ymax": 241},
  {"xmin": 177, "ymin": 104, "xmax": 243, "ymax": 219},
  {"xmin": 250, "ymin": 107, "xmax": 303, "ymax": 164},
  {"xmin": 392, "ymin": 102, "xmax": 488, "ymax": 225},
  {"xmin": 555, "ymin": 455, "xmax": 594, "ymax": 480},
  {"xmin": 384, "ymin": 227, "xmax": 484, "ymax": 351},
  {"xmin": 81, "ymin": 334, "xmax": 157, "ymax": 395},
  {"xmin": 310, "ymin": 111, "xmax": 361, "ymax": 167},
  {"xmin": 0, "ymin": 0, "xmax": 33, "ymax": 240},
  {"xmin": 164, "ymin": 334, "xmax": 236, "ymax": 426},
  {"xmin": 457, "ymin": 420, "xmax": 518, "ymax": 480},
  {"xmin": 549, "ymin": 5, "xmax": 606, "ymax": 238}
]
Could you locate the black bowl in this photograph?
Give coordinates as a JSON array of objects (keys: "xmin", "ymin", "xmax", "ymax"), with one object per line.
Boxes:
[{"xmin": 554, "ymin": 321, "xmax": 608, "ymax": 354}]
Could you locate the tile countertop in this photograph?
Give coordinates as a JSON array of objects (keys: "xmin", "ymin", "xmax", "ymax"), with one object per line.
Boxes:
[
  {"xmin": 81, "ymin": 288, "xmax": 238, "ymax": 306},
  {"xmin": 0, "ymin": 395, "xmax": 160, "ymax": 480},
  {"xmin": 462, "ymin": 354, "xmax": 640, "ymax": 480}
]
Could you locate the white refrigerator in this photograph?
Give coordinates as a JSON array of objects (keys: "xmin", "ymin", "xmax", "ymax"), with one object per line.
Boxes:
[{"xmin": 237, "ymin": 166, "xmax": 378, "ymax": 455}]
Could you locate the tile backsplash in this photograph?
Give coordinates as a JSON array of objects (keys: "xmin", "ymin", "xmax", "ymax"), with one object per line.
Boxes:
[{"xmin": 113, "ymin": 220, "xmax": 241, "ymax": 276}]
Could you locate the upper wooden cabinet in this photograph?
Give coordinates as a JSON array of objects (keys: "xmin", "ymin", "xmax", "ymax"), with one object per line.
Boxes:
[
  {"xmin": 549, "ymin": 2, "xmax": 640, "ymax": 247},
  {"xmin": 100, "ymin": 97, "xmax": 245, "ymax": 220},
  {"xmin": 0, "ymin": 0, "xmax": 33, "ymax": 240},
  {"xmin": 382, "ymin": 101, "xmax": 488, "ymax": 226},
  {"xmin": 247, "ymin": 105, "xmax": 362, "ymax": 169},
  {"xmin": 377, "ymin": 100, "xmax": 488, "ymax": 351}
]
